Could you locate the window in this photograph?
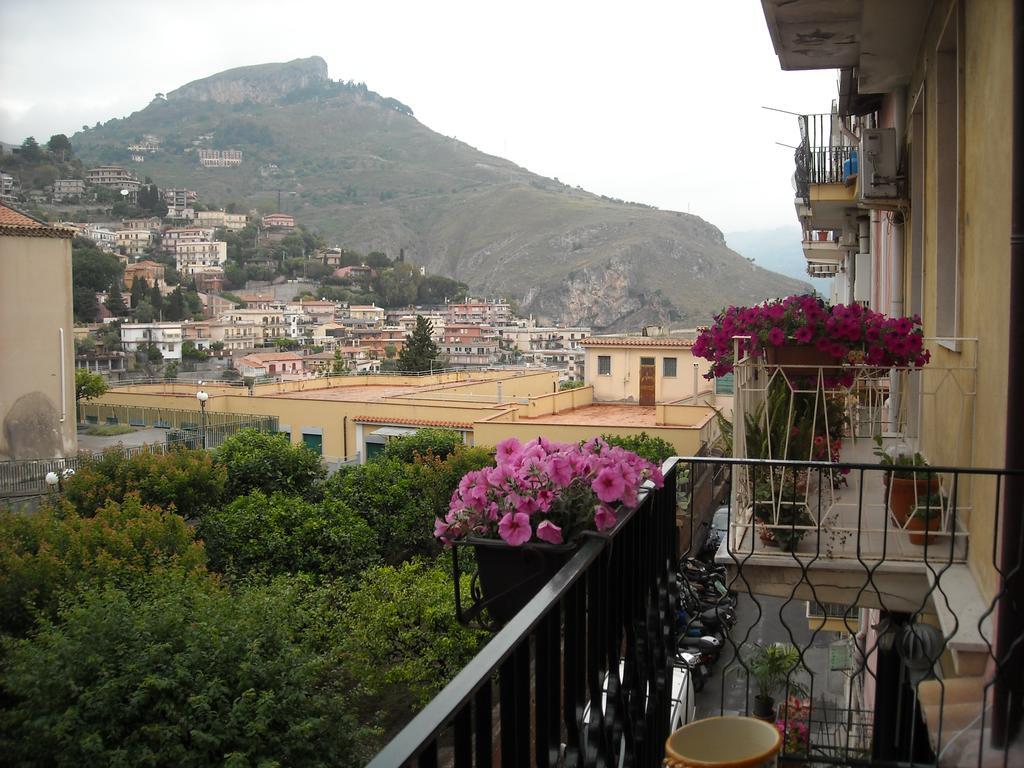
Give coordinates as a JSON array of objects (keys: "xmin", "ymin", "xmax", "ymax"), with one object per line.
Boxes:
[
  {"xmin": 302, "ymin": 432, "xmax": 323, "ymax": 455},
  {"xmin": 598, "ymin": 355, "xmax": 611, "ymax": 375},
  {"xmin": 663, "ymin": 357, "xmax": 677, "ymax": 377}
]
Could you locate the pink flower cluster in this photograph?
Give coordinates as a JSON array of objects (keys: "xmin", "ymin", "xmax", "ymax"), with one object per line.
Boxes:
[
  {"xmin": 434, "ymin": 437, "xmax": 664, "ymax": 547},
  {"xmin": 776, "ymin": 696, "xmax": 811, "ymax": 755},
  {"xmin": 692, "ymin": 294, "xmax": 930, "ymax": 379}
]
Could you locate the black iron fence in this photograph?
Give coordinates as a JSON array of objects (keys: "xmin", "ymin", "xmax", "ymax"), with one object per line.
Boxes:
[
  {"xmin": 795, "ymin": 112, "xmax": 857, "ymax": 202},
  {"xmin": 368, "ymin": 461, "xmax": 680, "ymax": 768},
  {"xmin": 370, "ymin": 456, "xmax": 1024, "ymax": 767}
]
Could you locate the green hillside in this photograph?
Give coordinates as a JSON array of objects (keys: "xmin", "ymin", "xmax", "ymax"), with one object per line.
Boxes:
[{"xmin": 72, "ymin": 57, "xmax": 809, "ymax": 329}]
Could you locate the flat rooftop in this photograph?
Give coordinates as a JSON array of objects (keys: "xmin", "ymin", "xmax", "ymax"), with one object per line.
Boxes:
[
  {"xmin": 518, "ymin": 404, "xmax": 705, "ymax": 428},
  {"xmin": 273, "ymin": 385, "xmax": 423, "ymax": 401}
]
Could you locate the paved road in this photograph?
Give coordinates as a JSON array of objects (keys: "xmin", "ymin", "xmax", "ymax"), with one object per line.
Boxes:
[
  {"xmin": 77, "ymin": 428, "xmax": 170, "ymax": 453},
  {"xmin": 693, "ymin": 593, "xmax": 849, "ymax": 719}
]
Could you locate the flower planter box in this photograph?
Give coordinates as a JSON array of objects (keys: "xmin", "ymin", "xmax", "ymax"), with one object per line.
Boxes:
[
  {"xmin": 468, "ymin": 537, "xmax": 578, "ymax": 625},
  {"xmin": 763, "ymin": 344, "xmax": 843, "ymax": 379}
]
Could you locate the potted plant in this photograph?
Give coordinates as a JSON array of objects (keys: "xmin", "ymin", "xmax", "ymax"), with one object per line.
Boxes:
[
  {"xmin": 873, "ymin": 436, "xmax": 939, "ymax": 526},
  {"xmin": 743, "ymin": 642, "xmax": 808, "ymax": 720},
  {"xmin": 692, "ymin": 294, "xmax": 930, "ymax": 384},
  {"xmin": 435, "ymin": 436, "xmax": 663, "ymax": 624},
  {"xmin": 908, "ymin": 490, "xmax": 946, "ymax": 546},
  {"xmin": 775, "ymin": 696, "xmax": 811, "ymax": 764}
]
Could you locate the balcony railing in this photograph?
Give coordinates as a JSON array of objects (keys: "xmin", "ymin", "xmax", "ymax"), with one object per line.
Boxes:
[
  {"xmin": 370, "ymin": 453, "xmax": 1024, "ymax": 767},
  {"xmin": 368, "ymin": 462, "xmax": 681, "ymax": 768},
  {"xmin": 795, "ymin": 112, "xmax": 857, "ymax": 203}
]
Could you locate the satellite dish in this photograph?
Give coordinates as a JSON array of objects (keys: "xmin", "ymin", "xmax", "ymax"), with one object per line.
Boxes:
[{"xmin": 120, "ymin": 189, "xmax": 130, "ymax": 197}]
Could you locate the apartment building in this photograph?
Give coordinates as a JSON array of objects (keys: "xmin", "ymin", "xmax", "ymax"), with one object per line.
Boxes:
[
  {"xmin": 442, "ymin": 323, "xmax": 499, "ymax": 367},
  {"xmin": 176, "ymin": 240, "xmax": 227, "ymax": 273},
  {"xmin": 85, "ymin": 166, "xmax": 140, "ymax": 190},
  {"xmin": 261, "ymin": 213, "xmax": 295, "ymax": 229},
  {"xmin": 83, "ymin": 224, "xmax": 117, "ymax": 250},
  {"xmin": 52, "ymin": 179, "xmax": 85, "ymax": 201},
  {"xmin": 120, "ymin": 322, "xmax": 183, "ymax": 360},
  {"xmin": 121, "ymin": 217, "xmax": 161, "ymax": 232},
  {"xmin": 221, "ymin": 307, "xmax": 286, "ymax": 342},
  {"xmin": 345, "ymin": 304, "xmax": 386, "ymax": 325},
  {"xmin": 115, "ymin": 229, "xmax": 153, "ymax": 258},
  {"xmin": 0, "ymin": 172, "xmax": 20, "ymax": 203},
  {"xmin": 195, "ymin": 210, "xmax": 248, "ymax": 231},
  {"xmin": 197, "ymin": 149, "xmax": 242, "ymax": 167},
  {"xmin": 446, "ymin": 298, "xmax": 513, "ymax": 327}
]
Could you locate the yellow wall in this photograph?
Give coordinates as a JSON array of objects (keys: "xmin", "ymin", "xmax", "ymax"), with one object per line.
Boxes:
[
  {"xmin": 0, "ymin": 234, "xmax": 77, "ymax": 460},
  {"xmin": 522, "ymin": 387, "xmax": 595, "ymax": 418},
  {"xmin": 471, "ymin": 420, "xmax": 705, "ymax": 457},
  {"xmin": 585, "ymin": 346, "xmax": 710, "ymax": 403},
  {"xmin": 904, "ymin": 0, "xmax": 1012, "ymax": 599}
]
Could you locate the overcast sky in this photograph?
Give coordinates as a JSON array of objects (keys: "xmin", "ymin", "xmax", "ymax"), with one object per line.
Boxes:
[{"xmin": 0, "ymin": 0, "xmax": 837, "ymax": 232}]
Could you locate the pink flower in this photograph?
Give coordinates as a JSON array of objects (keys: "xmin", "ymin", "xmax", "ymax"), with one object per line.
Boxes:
[
  {"xmin": 496, "ymin": 437, "xmax": 522, "ymax": 464},
  {"xmin": 793, "ymin": 326, "xmax": 814, "ymax": 344},
  {"xmin": 767, "ymin": 327, "xmax": 786, "ymax": 346},
  {"xmin": 498, "ymin": 511, "xmax": 532, "ymax": 546},
  {"xmin": 536, "ymin": 520, "xmax": 563, "ymax": 544},
  {"xmin": 594, "ymin": 505, "xmax": 617, "ymax": 531},
  {"xmin": 593, "ymin": 467, "xmax": 626, "ymax": 503}
]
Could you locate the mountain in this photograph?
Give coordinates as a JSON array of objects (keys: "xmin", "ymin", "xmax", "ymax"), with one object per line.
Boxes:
[
  {"xmin": 72, "ymin": 56, "xmax": 810, "ymax": 330},
  {"xmin": 725, "ymin": 226, "xmax": 832, "ymax": 294}
]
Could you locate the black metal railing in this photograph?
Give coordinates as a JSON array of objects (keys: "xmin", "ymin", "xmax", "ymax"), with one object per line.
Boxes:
[
  {"xmin": 795, "ymin": 113, "xmax": 857, "ymax": 202},
  {"xmin": 674, "ymin": 455, "xmax": 1024, "ymax": 767},
  {"xmin": 367, "ymin": 461, "xmax": 680, "ymax": 768}
]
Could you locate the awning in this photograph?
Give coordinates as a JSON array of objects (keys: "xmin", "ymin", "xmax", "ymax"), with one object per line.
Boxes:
[{"xmin": 370, "ymin": 426, "xmax": 418, "ymax": 438}]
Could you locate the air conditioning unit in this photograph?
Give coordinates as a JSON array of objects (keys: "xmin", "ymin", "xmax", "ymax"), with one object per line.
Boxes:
[{"xmin": 859, "ymin": 128, "xmax": 899, "ymax": 202}]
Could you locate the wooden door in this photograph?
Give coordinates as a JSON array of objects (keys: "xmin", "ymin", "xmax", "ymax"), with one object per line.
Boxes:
[{"xmin": 639, "ymin": 357, "xmax": 656, "ymax": 405}]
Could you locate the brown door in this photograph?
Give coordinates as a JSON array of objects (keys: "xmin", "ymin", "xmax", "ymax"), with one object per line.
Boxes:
[{"xmin": 639, "ymin": 357, "xmax": 656, "ymax": 405}]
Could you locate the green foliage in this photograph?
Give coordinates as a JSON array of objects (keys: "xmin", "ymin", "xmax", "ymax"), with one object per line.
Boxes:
[
  {"xmin": 200, "ymin": 491, "xmax": 379, "ymax": 582},
  {"xmin": 404, "ymin": 445, "xmax": 495, "ymax": 521},
  {"xmin": 559, "ymin": 379, "xmax": 585, "ymax": 391},
  {"xmin": 129, "ymin": 275, "xmax": 149, "ymax": 307},
  {"xmin": 63, "ymin": 447, "xmax": 226, "ymax": 520},
  {"xmin": 397, "ymin": 315, "xmax": 440, "ymax": 373},
  {"xmin": 324, "ymin": 458, "xmax": 433, "ymax": 565},
  {"xmin": 375, "ymin": 261, "xmax": 419, "ymax": 307},
  {"xmin": 181, "ymin": 340, "xmax": 208, "ymax": 361},
  {"xmin": 0, "ymin": 495, "xmax": 206, "ymax": 637},
  {"xmin": 165, "ymin": 286, "xmax": 186, "ymax": 321},
  {"xmin": 336, "ymin": 560, "xmax": 487, "ymax": 737},
  {"xmin": 0, "ymin": 573, "xmax": 366, "ymax": 766},
  {"xmin": 215, "ymin": 429, "xmax": 326, "ymax": 500},
  {"xmin": 73, "ymin": 238, "xmax": 122, "ymax": 291},
  {"xmin": 741, "ymin": 642, "xmax": 808, "ymax": 702},
  {"xmin": 132, "ymin": 299, "xmax": 156, "ymax": 322},
  {"xmin": 104, "ymin": 280, "xmax": 127, "ymax": 316},
  {"xmin": 602, "ymin": 432, "xmax": 676, "ymax": 465},
  {"xmin": 136, "ymin": 183, "xmax": 168, "ymax": 217},
  {"xmin": 417, "ymin": 274, "xmax": 467, "ymax": 305},
  {"xmin": 381, "ymin": 428, "xmax": 463, "ymax": 463},
  {"xmin": 73, "ymin": 284, "xmax": 99, "ymax": 323},
  {"xmin": 47, "ymin": 133, "xmax": 73, "ymax": 159},
  {"xmin": 84, "ymin": 424, "xmax": 136, "ymax": 437},
  {"xmin": 19, "ymin": 136, "xmax": 41, "ymax": 161},
  {"xmin": 74, "ymin": 367, "xmax": 108, "ymax": 403}
]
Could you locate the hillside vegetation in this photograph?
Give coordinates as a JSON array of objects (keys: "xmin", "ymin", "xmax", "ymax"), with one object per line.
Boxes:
[{"xmin": 72, "ymin": 56, "xmax": 809, "ymax": 329}]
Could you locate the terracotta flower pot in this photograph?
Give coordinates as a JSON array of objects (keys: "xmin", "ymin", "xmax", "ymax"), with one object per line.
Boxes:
[
  {"xmin": 907, "ymin": 514, "xmax": 941, "ymax": 546},
  {"xmin": 887, "ymin": 475, "xmax": 940, "ymax": 526},
  {"xmin": 763, "ymin": 343, "xmax": 843, "ymax": 379}
]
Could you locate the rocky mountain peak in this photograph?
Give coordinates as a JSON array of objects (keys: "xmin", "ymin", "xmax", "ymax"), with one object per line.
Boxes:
[{"xmin": 166, "ymin": 56, "xmax": 329, "ymax": 105}]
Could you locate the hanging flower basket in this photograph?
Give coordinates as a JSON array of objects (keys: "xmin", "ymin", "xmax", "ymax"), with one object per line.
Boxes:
[
  {"xmin": 763, "ymin": 343, "xmax": 843, "ymax": 380},
  {"xmin": 466, "ymin": 537, "xmax": 578, "ymax": 624}
]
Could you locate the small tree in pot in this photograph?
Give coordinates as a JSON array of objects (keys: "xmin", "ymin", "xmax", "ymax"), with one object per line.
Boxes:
[{"xmin": 743, "ymin": 642, "xmax": 809, "ymax": 719}]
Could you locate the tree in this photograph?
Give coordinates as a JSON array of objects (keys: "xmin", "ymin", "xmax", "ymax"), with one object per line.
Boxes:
[
  {"xmin": 129, "ymin": 276, "xmax": 149, "ymax": 307},
  {"xmin": 46, "ymin": 133, "xmax": 72, "ymax": 160},
  {"xmin": 181, "ymin": 340, "xmax": 208, "ymax": 361},
  {"xmin": 417, "ymin": 275, "xmax": 468, "ymax": 305},
  {"xmin": 199, "ymin": 491, "xmax": 379, "ymax": 582},
  {"xmin": 75, "ymin": 367, "xmax": 108, "ymax": 404},
  {"xmin": 149, "ymin": 283, "xmax": 164, "ymax": 316},
  {"xmin": 145, "ymin": 343, "xmax": 163, "ymax": 362},
  {"xmin": 215, "ymin": 429, "xmax": 326, "ymax": 500},
  {"xmin": 165, "ymin": 286, "xmax": 186, "ymax": 320},
  {"xmin": 0, "ymin": 573, "xmax": 366, "ymax": 766},
  {"xmin": 18, "ymin": 136, "xmax": 41, "ymax": 161},
  {"xmin": 63, "ymin": 447, "xmax": 226, "ymax": 520},
  {"xmin": 602, "ymin": 432, "xmax": 677, "ymax": 465},
  {"xmin": 0, "ymin": 495, "xmax": 206, "ymax": 637},
  {"xmin": 330, "ymin": 349, "xmax": 347, "ymax": 374},
  {"xmin": 72, "ymin": 240, "xmax": 122, "ymax": 291},
  {"xmin": 210, "ymin": 340, "xmax": 225, "ymax": 352},
  {"xmin": 381, "ymin": 428, "xmax": 463, "ymax": 464},
  {"xmin": 133, "ymin": 299, "xmax": 155, "ymax": 322},
  {"xmin": 375, "ymin": 262, "xmax": 419, "ymax": 307},
  {"xmin": 336, "ymin": 560, "xmax": 487, "ymax": 737},
  {"xmin": 73, "ymin": 285, "xmax": 98, "ymax": 323},
  {"xmin": 560, "ymin": 379, "xmax": 585, "ymax": 391},
  {"xmin": 104, "ymin": 280, "xmax": 127, "ymax": 316},
  {"xmin": 397, "ymin": 315, "xmax": 440, "ymax": 373}
]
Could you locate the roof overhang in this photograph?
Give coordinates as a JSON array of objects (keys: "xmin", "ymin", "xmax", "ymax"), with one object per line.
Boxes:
[
  {"xmin": 762, "ymin": 0, "xmax": 930, "ymax": 95},
  {"xmin": 370, "ymin": 426, "xmax": 418, "ymax": 438}
]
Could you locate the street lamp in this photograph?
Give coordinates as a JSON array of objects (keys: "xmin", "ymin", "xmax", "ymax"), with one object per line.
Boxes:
[
  {"xmin": 196, "ymin": 389, "xmax": 209, "ymax": 449},
  {"xmin": 45, "ymin": 468, "xmax": 74, "ymax": 493}
]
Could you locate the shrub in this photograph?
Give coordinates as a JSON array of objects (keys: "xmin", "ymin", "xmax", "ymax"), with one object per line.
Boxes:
[
  {"xmin": 63, "ymin": 447, "xmax": 225, "ymax": 520},
  {"xmin": 380, "ymin": 428, "xmax": 464, "ymax": 463},
  {"xmin": 336, "ymin": 559, "xmax": 487, "ymax": 742},
  {"xmin": 215, "ymin": 429, "xmax": 326, "ymax": 500},
  {"xmin": 199, "ymin": 491, "xmax": 378, "ymax": 583},
  {"xmin": 602, "ymin": 432, "xmax": 677, "ymax": 465},
  {"xmin": 0, "ymin": 495, "xmax": 206, "ymax": 637},
  {"xmin": 0, "ymin": 573, "xmax": 366, "ymax": 766}
]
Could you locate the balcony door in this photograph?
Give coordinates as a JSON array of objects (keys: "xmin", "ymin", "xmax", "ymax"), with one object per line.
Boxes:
[{"xmin": 639, "ymin": 357, "xmax": 656, "ymax": 405}]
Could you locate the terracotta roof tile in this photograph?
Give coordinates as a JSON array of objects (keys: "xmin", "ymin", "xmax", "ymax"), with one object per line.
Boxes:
[
  {"xmin": 581, "ymin": 337, "xmax": 694, "ymax": 348},
  {"xmin": 0, "ymin": 204, "xmax": 75, "ymax": 238},
  {"xmin": 352, "ymin": 415, "xmax": 474, "ymax": 429}
]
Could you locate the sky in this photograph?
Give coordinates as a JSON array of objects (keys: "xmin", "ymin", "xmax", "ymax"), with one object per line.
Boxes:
[{"xmin": 0, "ymin": 0, "xmax": 838, "ymax": 233}]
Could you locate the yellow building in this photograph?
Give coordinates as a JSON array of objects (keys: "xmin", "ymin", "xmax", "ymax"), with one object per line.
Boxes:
[
  {"xmin": 88, "ymin": 368, "xmax": 720, "ymax": 465},
  {"xmin": 582, "ymin": 336, "xmax": 712, "ymax": 405},
  {"xmin": 0, "ymin": 205, "xmax": 77, "ymax": 460}
]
